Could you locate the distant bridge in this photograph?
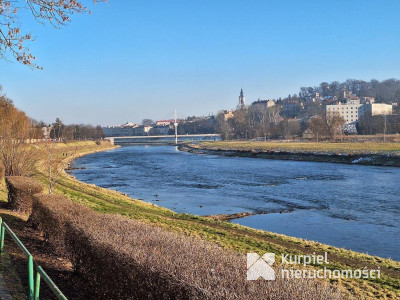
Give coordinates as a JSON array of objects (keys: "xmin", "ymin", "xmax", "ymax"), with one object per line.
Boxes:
[{"xmin": 105, "ymin": 134, "xmax": 221, "ymax": 145}]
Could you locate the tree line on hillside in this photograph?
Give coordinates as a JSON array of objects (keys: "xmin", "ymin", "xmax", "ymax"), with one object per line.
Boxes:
[
  {"xmin": 214, "ymin": 79, "xmax": 400, "ymax": 139},
  {"xmin": 298, "ymin": 78, "xmax": 400, "ymax": 104},
  {"xmin": 173, "ymin": 79, "xmax": 400, "ymax": 139}
]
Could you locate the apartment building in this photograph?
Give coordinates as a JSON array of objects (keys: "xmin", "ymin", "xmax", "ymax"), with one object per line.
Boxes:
[{"xmin": 326, "ymin": 100, "xmax": 393, "ymax": 125}]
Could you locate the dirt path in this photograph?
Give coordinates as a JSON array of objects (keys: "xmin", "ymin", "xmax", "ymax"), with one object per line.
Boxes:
[{"xmin": 0, "ymin": 204, "xmax": 93, "ymax": 300}]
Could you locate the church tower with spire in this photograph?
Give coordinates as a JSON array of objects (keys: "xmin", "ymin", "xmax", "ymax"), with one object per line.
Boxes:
[{"xmin": 237, "ymin": 88, "xmax": 246, "ymax": 110}]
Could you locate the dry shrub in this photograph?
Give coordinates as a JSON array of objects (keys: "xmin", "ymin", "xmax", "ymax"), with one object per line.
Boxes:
[
  {"xmin": 31, "ymin": 193, "xmax": 92, "ymax": 255},
  {"xmin": 5, "ymin": 176, "xmax": 43, "ymax": 214},
  {"xmin": 0, "ymin": 163, "xmax": 5, "ymax": 181},
  {"xmin": 32, "ymin": 195, "xmax": 343, "ymax": 300}
]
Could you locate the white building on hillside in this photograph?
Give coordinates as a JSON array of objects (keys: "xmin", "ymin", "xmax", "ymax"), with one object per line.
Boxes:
[
  {"xmin": 366, "ymin": 103, "xmax": 393, "ymax": 116},
  {"xmin": 326, "ymin": 99, "xmax": 363, "ymax": 125},
  {"xmin": 326, "ymin": 100, "xmax": 393, "ymax": 134}
]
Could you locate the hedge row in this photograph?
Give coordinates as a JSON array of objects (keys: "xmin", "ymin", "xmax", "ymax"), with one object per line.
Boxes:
[
  {"xmin": 31, "ymin": 194, "xmax": 342, "ymax": 300},
  {"xmin": 5, "ymin": 176, "xmax": 43, "ymax": 214}
]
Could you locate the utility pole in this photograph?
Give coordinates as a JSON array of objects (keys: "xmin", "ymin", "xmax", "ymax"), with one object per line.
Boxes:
[{"xmin": 174, "ymin": 110, "xmax": 178, "ymax": 144}]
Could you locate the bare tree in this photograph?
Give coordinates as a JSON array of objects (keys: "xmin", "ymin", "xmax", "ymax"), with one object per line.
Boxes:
[
  {"xmin": 231, "ymin": 109, "xmax": 248, "ymax": 139},
  {"xmin": 0, "ymin": 0, "xmax": 107, "ymax": 68},
  {"xmin": 326, "ymin": 113, "xmax": 345, "ymax": 140},
  {"xmin": 46, "ymin": 140, "xmax": 77, "ymax": 194},
  {"xmin": 308, "ymin": 116, "xmax": 329, "ymax": 141},
  {"xmin": 215, "ymin": 112, "xmax": 233, "ymax": 140},
  {"xmin": 46, "ymin": 141, "xmax": 61, "ymax": 194},
  {"xmin": 278, "ymin": 119, "xmax": 302, "ymax": 139},
  {"xmin": 308, "ymin": 113, "xmax": 345, "ymax": 141},
  {"xmin": 0, "ymin": 91, "xmax": 41, "ymax": 175}
]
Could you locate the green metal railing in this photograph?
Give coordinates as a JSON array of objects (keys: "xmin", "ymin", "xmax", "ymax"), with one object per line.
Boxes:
[
  {"xmin": 35, "ymin": 266, "xmax": 67, "ymax": 300},
  {"xmin": 0, "ymin": 217, "xmax": 67, "ymax": 300},
  {"xmin": 0, "ymin": 217, "xmax": 34, "ymax": 299}
]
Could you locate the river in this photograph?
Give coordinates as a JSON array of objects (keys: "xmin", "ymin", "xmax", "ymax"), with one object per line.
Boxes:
[{"xmin": 70, "ymin": 145, "xmax": 400, "ymax": 260}]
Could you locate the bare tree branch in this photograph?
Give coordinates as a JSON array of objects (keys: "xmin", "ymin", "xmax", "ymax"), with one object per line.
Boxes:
[{"xmin": 0, "ymin": 0, "xmax": 107, "ymax": 69}]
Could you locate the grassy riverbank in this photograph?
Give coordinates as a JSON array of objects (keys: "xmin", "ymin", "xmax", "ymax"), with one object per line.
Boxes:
[
  {"xmin": 193, "ymin": 141, "xmax": 400, "ymax": 155},
  {"xmin": 2, "ymin": 141, "xmax": 399, "ymax": 299},
  {"xmin": 183, "ymin": 141, "xmax": 400, "ymax": 167}
]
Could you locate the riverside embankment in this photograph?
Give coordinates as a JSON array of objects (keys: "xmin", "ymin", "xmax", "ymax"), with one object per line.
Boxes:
[
  {"xmin": 3, "ymin": 140, "xmax": 396, "ymax": 299},
  {"xmin": 180, "ymin": 141, "xmax": 400, "ymax": 167},
  {"xmin": 72, "ymin": 144, "xmax": 400, "ymax": 261},
  {"xmin": 65, "ymin": 142, "xmax": 400, "ymax": 299}
]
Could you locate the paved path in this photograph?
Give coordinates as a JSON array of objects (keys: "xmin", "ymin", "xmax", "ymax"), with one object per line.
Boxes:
[{"xmin": 0, "ymin": 273, "xmax": 12, "ymax": 300}]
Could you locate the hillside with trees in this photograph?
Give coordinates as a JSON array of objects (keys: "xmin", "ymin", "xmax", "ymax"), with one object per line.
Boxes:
[
  {"xmin": 298, "ymin": 78, "xmax": 400, "ymax": 106},
  {"xmin": 214, "ymin": 78, "xmax": 400, "ymax": 140}
]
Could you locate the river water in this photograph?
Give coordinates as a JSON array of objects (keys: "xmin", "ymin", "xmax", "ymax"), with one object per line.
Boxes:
[{"xmin": 71, "ymin": 145, "xmax": 400, "ymax": 260}]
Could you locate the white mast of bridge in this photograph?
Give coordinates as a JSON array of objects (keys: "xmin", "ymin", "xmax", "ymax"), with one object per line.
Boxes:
[{"xmin": 174, "ymin": 110, "xmax": 178, "ymax": 144}]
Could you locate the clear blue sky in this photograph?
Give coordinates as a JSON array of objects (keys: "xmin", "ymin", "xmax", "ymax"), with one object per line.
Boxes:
[{"xmin": 1, "ymin": 0, "xmax": 400, "ymax": 125}]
